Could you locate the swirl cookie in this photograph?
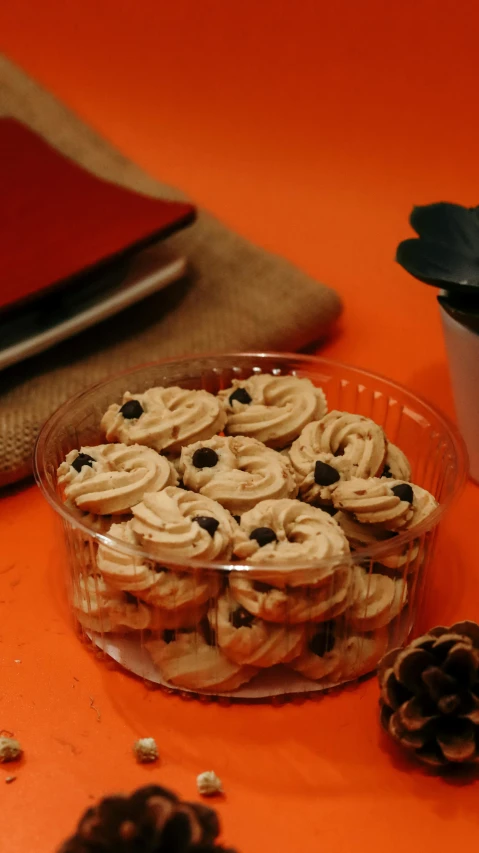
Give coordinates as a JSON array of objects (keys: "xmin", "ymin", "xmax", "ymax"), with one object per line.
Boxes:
[
  {"xmin": 58, "ymin": 443, "xmax": 177, "ymax": 515},
  {"xmin": 233, "ymin": 498, "xmax": 350, "ymax": 587},
  {"xmin": 76, "ymin": 510, "xmax": 132, "ymax": 536},
  {"xmin": 218, "ymin": 373, "xmax": 327, "ymax": 449},
  {"xmin": 290, "ymin": 620, "xmax": 388, "ymax": 681},
  {"xmin": 131, "ymin": 487, "xmax": 237, "ymax": 561},
  {"xmin": 145, "ymin": 627, "xmax": 258, "ymax": 692},
  {"xmin": 96, "ymin": 521, "xmax": 158, "ymax": 591},
  {"xmin": 347, "ymin": 567, "xmax": 407, "ymax": 631},
  {"xmin": 332, "ymin": 478, "xmax": 437, "ymax": 532},
  {"xmin": 288, "ymin": 411, "xmax": 387, "ymax": 505},
  {"xmin": 179, "ymin": 435, "xmax": 298, "ymax": 514},
  {"xmin": 73, "ymin": 575, "xmax": 154, "ymax": 633},
  {"xmin": 62, "ymin": 502, "xmax": 132, "ymax": 554},
  {"xmin": 407, "ymin": 483, "xmax": 438, "ymax": 527},
  {"xmin": 332, "ymin": 477, "xmax": 414, "ymax": 530},
  {"xmin": 229, "ymin": 566, "xmax": 351, "ymax": 624},
  {"xmin": 101, "ymin": 386, "xmax": 226, "ymax": 453},
  {"xmin": 288, "ymin": 423, "xmax": 352, "ymax": 505},
  {"xmin": 317, "ymin": 410, "xmax": 386, "ymax": 475},
  {"xmin": 382, "ymin": 444, "xmax": 411, "ymax": 481},
  {"xmin": 97, "ymin": 521, "xmax": 220, "ymax": 627},
  {"xmin": 209, "ymin": 594, "xmax": 305, "ymax": 667},
  {"xmin": 335, "ymin": 511, "xmax": 420, "ymax": 571}
]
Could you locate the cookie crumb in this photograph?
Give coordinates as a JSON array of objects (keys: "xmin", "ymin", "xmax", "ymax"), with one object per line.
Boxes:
[
  {"xmin": 196, "ymin": 770, "xmax": 223, "ymax": 796},
  {"xmin": 5, "ymin": 776, "xmax": 16, "ymax": 784},
  {"xmin": 0, "ymin": 737, "xmax": 22, "ymax": 763},
  {"xmin": 133, "ymin": 737, "xmax": 158, "ymax": 763}
]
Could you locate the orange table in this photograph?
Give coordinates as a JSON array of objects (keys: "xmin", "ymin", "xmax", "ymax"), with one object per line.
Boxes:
[{"xmin": 2, "ymin": 2, "xmax": 479, "ymax": 851}]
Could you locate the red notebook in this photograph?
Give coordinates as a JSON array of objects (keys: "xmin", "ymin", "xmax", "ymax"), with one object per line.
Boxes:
[{"xmin": 0, "ymin": 118, "xmax": 196, "ymax": 310}]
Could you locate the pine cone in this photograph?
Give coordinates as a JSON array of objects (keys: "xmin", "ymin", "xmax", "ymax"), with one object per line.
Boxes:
[
  {"xmin": 59, "ymin": 785, "xmax": 236, "ymax": 853},
  {"xmin": 379, "ymin": 621, "xmax": 479, "ymax": 766}
]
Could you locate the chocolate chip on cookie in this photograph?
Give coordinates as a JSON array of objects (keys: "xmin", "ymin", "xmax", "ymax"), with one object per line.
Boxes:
[
  {"xmin": 71, "ymin": 452, "xmax": 95, "ymax": 473},
  {"xmin": 200, "ymin": 617, "xmax": 216, "ymax": 646},
  {"xmin": 314, "ymin": 460, "xmax": 340, "ymax": 486},
  {"xmin": 309, "ymin": 622, "xmax": 335, "ymax": 657},
  {"xmin": 192, "ymin": 447, "xmax": 219, "ymax": 469},
  {"xmin": 321, "ymin": 505, "xmax": 338, "ymax": 517},
  {"xmin": 391, "ymin": 483, "xmax": 414, "ymax": 503},
  {"xmin": 231, "ymin": 607, "xmax": 255, "ymax": 629},
  {"xmin": 119, "ymin": 399, "xmax": 144, "ymax": 419},
  {"xmin": 163, "ymin": 629, "xmax": 176, "ymax": 644},
  {"xmin": 193, "ymin": 516, "xmax": 220, "ymax": 537},
  {"xmin": 253, "ymin": 580, "xmax": 274, "ymax": 593},
  {"xmin": 249, "ymin": 527, "xmax": 278, "ymax": 547},
  {"xmin": 229, "ymin": 387, "xmax": 253, "ymax": 406}
]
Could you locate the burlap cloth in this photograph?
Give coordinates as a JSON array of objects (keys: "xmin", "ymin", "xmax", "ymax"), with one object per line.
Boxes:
[{"xmin": 0, "ymin": 55, "xmax": 342, "ymax": 486}]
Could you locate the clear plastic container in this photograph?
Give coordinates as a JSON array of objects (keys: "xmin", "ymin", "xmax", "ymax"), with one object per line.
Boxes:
[{"xmin": 34, "ymin": 353, "xmax": 467, "ymax": 699}]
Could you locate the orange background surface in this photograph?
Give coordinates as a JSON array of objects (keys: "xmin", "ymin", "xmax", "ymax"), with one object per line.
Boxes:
[{"xmin": 1, "ymin": 2, "xmax": 479, "ymax": 851}]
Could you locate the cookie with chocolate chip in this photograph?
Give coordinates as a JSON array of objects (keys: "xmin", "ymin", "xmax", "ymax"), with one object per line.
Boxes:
[{"xmin": 209, "ymin": 594, "xmax": 305, "ymax": 667}]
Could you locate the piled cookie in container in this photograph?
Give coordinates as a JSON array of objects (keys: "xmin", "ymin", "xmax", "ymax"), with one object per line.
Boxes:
[{"xmin": 57, "ymin": 373, "xmax": 438, "ymax": 694}]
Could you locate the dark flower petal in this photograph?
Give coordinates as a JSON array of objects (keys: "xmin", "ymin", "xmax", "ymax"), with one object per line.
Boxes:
[
  {"xmin": 409, "ymin": 202, "xmax": 479, "ymax": 255},
  {"xmin": 435, "ymin": 718, "xmax": 477, "ymax": 763},
  {"xmin": 396, "ymin": 238, "xmax": 479, "ymax": 289}
]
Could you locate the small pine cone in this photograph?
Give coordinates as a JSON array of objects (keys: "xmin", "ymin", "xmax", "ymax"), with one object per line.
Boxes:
[
  {"xmin": 378, "ymin": 621, "xmax": 479, "ymax": 766},
  {"xmin": 59, "ymin": 785, "xmax": 236, "ymax": 853}
]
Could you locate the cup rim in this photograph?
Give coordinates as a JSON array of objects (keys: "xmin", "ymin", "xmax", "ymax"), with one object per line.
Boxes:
[
  {"xmin": 439, "ymin": 295, "xmax": 479, "ymax": 338},
  {"xmin": 33, "ymin": 350, "xmax": 469, "ymax": 572}
]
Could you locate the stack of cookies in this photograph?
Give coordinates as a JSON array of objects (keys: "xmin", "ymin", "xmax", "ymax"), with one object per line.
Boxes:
[{"xmin": 57, "ymin": 372, "xmax": 438, "ymax": 693}]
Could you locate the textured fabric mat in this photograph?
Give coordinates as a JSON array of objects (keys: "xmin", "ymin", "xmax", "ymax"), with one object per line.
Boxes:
[{"xmin": 0, "ymin": 55, "xmax": 342, "ymax": 486}]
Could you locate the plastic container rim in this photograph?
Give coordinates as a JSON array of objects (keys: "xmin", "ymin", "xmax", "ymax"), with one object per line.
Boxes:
[{"xmin": 33, "ymin": 350, "xmax": 469, "ymax": 572}]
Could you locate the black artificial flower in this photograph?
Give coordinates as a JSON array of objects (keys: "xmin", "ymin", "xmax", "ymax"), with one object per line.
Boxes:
[{"xmin": 396, "ymin": 202, "xmax": 479, "ymax": 293}]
